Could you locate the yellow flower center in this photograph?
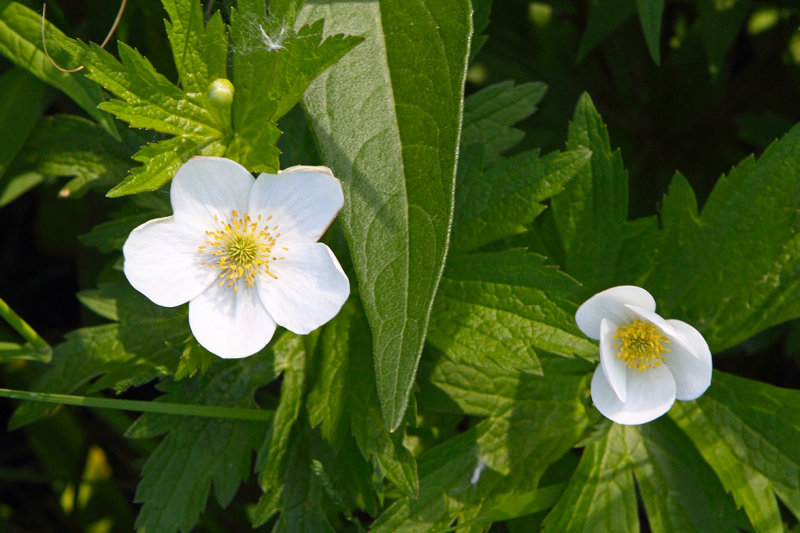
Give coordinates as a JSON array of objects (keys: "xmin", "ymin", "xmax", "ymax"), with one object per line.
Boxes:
[
  {"xmin": 197, "ymin": 210, "xmax": 288, "ymax": 293},
  {"xmin": 614, "ymin": 320, "xmax": 670, "ymax": 372}
]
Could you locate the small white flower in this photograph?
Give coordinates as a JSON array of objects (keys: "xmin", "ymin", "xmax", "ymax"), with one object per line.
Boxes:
[
  {"xmin": 575, "ymin": 286, "xmax": 712, "ymax": 425},
  {"xmin": 123, "ymin": 157, "xmax": 350, "ymax": 359}
]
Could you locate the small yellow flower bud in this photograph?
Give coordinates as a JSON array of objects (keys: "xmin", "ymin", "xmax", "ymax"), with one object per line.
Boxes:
[{"xmin": 207, "ymin": 78, "xmax": 234, "ymax": 107}]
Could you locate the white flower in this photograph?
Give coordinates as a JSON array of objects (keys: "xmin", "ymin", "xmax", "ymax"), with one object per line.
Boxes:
[
  {"xmin": 123, "ymin": 157, "xmax": 350, "ymax": 359},
  {"xmin": 575, "ymin": 286, "xmax": 712, "ymax": 425}
]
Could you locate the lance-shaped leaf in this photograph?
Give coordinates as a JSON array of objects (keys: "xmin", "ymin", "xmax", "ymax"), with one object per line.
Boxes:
[{"xmin": 300, "ymin": 0, "xmax": 472, "ymax": 430}]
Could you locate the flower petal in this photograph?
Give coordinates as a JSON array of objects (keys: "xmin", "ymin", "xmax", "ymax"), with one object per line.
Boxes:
[
  {"xmin": 123, "ymin": 217, "xmax": 215, "ymax": 307},
  {"xmin": 575, "ymin": 286, "xmax": 656, "ymax": 340},
  {"xmin": 664, "ymin": 319, "xmax": 713, "ymax": 400},
  {"xmin": 188, "ymin": 284, "xmax": 276, "ymax": 358},
  {"xmin": 256, "ymin": 242, "xmax": 349, "ymax": 334},
  {"xmin": 591, "ymin": 363, "xmax": 677, "ymax": 425},
  {"xmin": 171, "ymin": 157, "xmax": 254, "ymax": 228},
  {"xmin": 599, "ymin": 318, "xmax": 629, "ymax": 402},
  {"xmin": 249, "ymin": 166, "xmax": 343, "ymax": 243}
]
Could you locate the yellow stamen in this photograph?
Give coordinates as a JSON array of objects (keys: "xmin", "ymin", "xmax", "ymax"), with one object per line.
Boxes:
[
  {"xmin": 614, "ymin": 320, "xmax": 670, "ymax": 372},
  {"xmin": 197, "ymin": 210, "xmax": 288, "ymax": 291}
]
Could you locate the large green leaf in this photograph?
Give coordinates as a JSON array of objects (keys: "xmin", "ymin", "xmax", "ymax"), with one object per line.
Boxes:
[
  {"xmin": 670, "ymin": 372, "xmax": 800, "ymax": 532},
  {"xmin": 635, "ymin": 0, "xmax": 664, "ymax": 64},
  {"xmin": 647, "ymin": 122, "xmax": 800, "ymax": 352},
  {"xmin": 300, "ymin": 0, "xmax": 472, "ymax": 431},
  {"xmin": 428, "ymin": 250, "xmax": 596, "ymax": 374}
]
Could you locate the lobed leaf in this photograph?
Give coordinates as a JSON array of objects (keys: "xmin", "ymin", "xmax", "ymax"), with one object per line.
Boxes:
[
  {"xmin": 428, "ymin": 249, "xmax": 597, "ymax": 375},
  {"xmin": 377, "ymin": 355, "xmax": 592, "ymax": 531},
  {"xmin": 162, "ymin": 0, "xmax": 228, "ymax": 94},
  {"xmin": 129, "ymin": 356, "xmax": 278, "ymax": 533},
  {"xmin": 647, "ymin": 121, "xmax": 800, "ymax": 351}
]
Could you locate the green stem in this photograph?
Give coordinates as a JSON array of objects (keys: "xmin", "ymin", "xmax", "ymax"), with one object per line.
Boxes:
[
  {"xmin": 0, "ymin": 388, "xmax": 274, "ymax": 422},
  {"xmin": 0, "ymin": 297, "xmax": 50, "ymax": 351}
]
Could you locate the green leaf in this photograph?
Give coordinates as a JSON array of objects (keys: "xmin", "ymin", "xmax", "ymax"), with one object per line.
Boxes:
[
  {"xmin": 576, "ymin": 0, "xmax": 636, "ymax": 61},
  {"xmin": 307, "ymin": 300, "xmax": 418, "ymax": 497},
  {"xmin": 646, "ymin": 122, "xmax": 800, "ymax": 352},
  {"xmin": 698, "ymin": 0, "xmax": 750, "ymax": 77},
  {"xmin": 230, "ymin": 1, "xmax": 360, "ymax": 171},
  {"xmin": 0, "ymin": 1, "xmax": 118, "ymax": 137},
  {"xmin": 428, "ymin": 250, "xmax": 597, "ymax": 374},
  {"xmin": 460, "ymin": 81, "xmax": 547, "ymax": 167},
  {"xmin": 12, "ymin": 114, "xmax": 131, "ymax": 198},
  {"xmin": 129, "ymin": 357, "xmax": 277, "ymax": 533},
  {"xmin": 626, "ymin": 418, "xmax": 748, "ymax": 533},
  {"xmin": 54, "ymin": 32, "xmax": 235, "ymax": 196},
  {"xmin": 0, "ymin": 67, "xmax": 42, "ymax": 173},
  {"xmin": 300, "ymin": 0, "xmax": 472, "ymax": 431},
  {"xmin": 542, "ymin": 424, "xmax": 638, "ymax": 532},
  {"xmin": 376, "ymin": 355, "xmax": 592, "ymax": 531},
  {"xmin": 451, "ymin": 148, "xmax": 591, "ymax": 253},
  {"xmin": 272, "ymin": 422, "xmax": 336, "ymax": 533},
  {"xmin": 162, "ymin": 0, "xmax": 228, "ymax": 94},
  {"xmin": 636, "ymin": 0, "xmax": 664, "ymax": 65},
  {"xmin": 549, "ymin": 93, "xmax": 658, "ymax": 290},
  {"xmin": 670, "ymin": 372, "xmax": 800, "ymax": 532},
  {"xmin": 252, "ymin": 333, "xmax": 307, "ymax": 525},
  {"xmin": 8, "ymin": 284, "xmax": 187, "ymax": 429}
]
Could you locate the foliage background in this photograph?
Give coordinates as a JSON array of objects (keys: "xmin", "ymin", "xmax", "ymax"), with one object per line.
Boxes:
[{"xmin": 0, "ymin": 0, "xmax": 799, "ymax": 531}]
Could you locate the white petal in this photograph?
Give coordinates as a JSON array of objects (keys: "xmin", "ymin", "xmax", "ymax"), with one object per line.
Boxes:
[
  {"xmin": 575, "ymin": 286, "xmax": 656, "ymax": 339},
  {"xmin": 123, "ymin": 217, "xmax": 215, "ymax": 307},
  {"xmin": 599, "ymin": 319, "xmax": 629, "ymax": 402},
  {"xmin": 664, "ymin": 319, "xmax": 713, "ymax": 401},
  {"xmin": 249, "ymin": 166, "xmax": 343, "ymax": 243},
  {"xmin": 171, "ymin": 157, "xmax": 254, "ymax": 228},
  {"xmin": 591, "ymin": 363, "xmax": 677, "ymax": 425},
  {"xmin": 188, "ymin": 284, "xmax": 276, "ymax": 359},
  {"xmin": 256, "ymin": 242, "xmax": 349, "ymax": 334}
]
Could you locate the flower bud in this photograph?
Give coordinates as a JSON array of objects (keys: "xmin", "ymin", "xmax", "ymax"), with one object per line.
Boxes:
[{"xmin": 207, "ymin": 78, "xmax": 234, "ymax": 107}]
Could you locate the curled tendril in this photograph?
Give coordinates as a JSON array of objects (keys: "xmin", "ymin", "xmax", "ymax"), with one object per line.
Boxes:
[{"xmin": 41, "ymin": 0, "xmax": 128, "ymax": 73}]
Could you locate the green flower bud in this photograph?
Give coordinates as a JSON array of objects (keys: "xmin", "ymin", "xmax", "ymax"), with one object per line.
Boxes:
[{"xmin": 207, "ymin": 78, "xmax": 234, "ymax": 107}]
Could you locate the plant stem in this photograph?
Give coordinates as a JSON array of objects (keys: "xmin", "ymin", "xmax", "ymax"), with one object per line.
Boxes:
[
  {"xmin": 0, "ymin": 297, "xmax": 50, "ymax": 352},
  {"xmin": 0, "ymin": 388, "xmax": 274, "ymax": 422}
]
